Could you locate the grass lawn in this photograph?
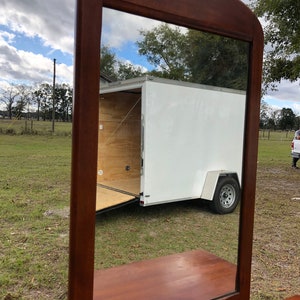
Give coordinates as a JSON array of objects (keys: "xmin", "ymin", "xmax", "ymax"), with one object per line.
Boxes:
[
  {"xmin": 252, "ymin": 137, "xmax": 300, "ymax": 299},
  {"xmin": 0, "ymin": 119, "xmax": 72, "ymax": 136},
  {"xmin": 0, "ymin": 128, "xmax": 299, "ymax": 299},
  {"xmin": 0, "ymin": 134, "xmax": 71, "ymax": 299}
]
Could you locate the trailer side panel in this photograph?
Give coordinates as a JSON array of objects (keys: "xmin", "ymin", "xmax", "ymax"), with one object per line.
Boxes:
[{"xmin": 141, "ymin": 80, "xmax": 246, "ymax": 205}]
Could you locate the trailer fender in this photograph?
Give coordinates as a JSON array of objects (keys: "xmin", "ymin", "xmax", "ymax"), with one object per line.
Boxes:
[
  {"xmin": 201, "ymin": 171, "xmax": 240, "ymax": 201},
  {"xmin": 201, "ymin": 171, "xmax": 241, "ymax": 214}
]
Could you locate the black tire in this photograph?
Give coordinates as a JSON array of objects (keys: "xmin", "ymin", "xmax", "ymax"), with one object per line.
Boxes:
[{"xmin": 209, "ymin": 176, "xmax": 240, "ymax": 214}]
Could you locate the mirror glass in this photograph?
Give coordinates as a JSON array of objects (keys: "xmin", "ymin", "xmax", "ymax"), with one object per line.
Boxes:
[{"xmin": 94, "ymin": 7, "xmax": 249, "ymax": 298}]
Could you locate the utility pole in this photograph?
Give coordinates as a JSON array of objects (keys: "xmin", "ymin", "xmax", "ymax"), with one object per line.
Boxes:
[{"xmin": 52, "ymin": 58, "xmax": 56, "ymax": 132}]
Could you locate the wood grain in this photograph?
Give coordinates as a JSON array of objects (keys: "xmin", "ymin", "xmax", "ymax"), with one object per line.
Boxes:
[
  {"xmin": 97, "ymin": 92, "xmax": 141, "ymax": 183},
  {"xmin": 94, "ymin": 249, "xmax": 237, "ymax": 299},
  {"xmin": 96, "ymin": 180, "xmax": 139, "ymax": 211}
]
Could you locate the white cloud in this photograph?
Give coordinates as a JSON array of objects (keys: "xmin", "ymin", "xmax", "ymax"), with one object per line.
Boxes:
[
  {"xmin": 267, "ymin": 80, "xmax": 300, "ymax": 102},
  {"xmin": 0, "ymin": 0, "xmax": 75, "ymax": 54},
  {"xmin": 263, "ymin": 80, "xmax": 300, "ymax": 115},
  {"xmin": 0, "ymin": 34, "xmax": 72, "ymax": 84},
  {"xmin": 0, "ymin": 30, "xmax": 15, "ymax": 44},
  {"xmin": 269, "ymin": 80, "xmax": 300, "ymax": 101},
  {"xmin": 102, "ymin": 8, "xmax": 161, "ymax": 49},
  {"xmin": 0, "ymin": 1, "xmax": 74, "ymax": 85}
]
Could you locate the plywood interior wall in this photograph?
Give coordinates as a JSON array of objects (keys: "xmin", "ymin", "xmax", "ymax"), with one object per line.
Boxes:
[{"xmin": 97, "ymin": 89, "xmax": 141, "ymax": 195}]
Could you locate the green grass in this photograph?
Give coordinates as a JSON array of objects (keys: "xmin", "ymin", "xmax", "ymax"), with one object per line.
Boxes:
[
  {"xmin": 0, "ymin": 130, "xmax": 299, "ymax": 299},
  {"xmin": 253, "ymin": 136, "xmax": 300, "ymax": 299},
  {"xmin": 94, "ymin": 201, "xmax": 240, "ymax": 269},
  {"xmin": 258, "ymin": 139, "xmax": 292, "ymax": 166},
  {"xmin": 0, "ymin": 135, "xmax": 71, "ymax": 299},
  {"xmin": 0, "ymin": 119, "xmax": 72, "ymax": 136}
]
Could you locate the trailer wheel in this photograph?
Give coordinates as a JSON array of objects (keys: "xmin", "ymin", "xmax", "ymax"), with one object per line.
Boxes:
[{"xmin": 210, "ymin": 176, "xmax": 240, "ymax": 214}]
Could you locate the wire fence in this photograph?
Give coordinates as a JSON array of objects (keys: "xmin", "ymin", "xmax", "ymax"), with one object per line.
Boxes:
[
  {"xmin": 259, "ymin": 129, "xmax": 295, "ymax": 141},
  {"xmin": 0, "ymin": 119, "xmax": 296, "ymax": 141},
  {"xmin": 0, "ymin": 119, "xmax": 72, "ymax": 136}
]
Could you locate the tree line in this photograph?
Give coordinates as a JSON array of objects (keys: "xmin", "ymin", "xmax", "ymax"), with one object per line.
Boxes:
[
  {"xmin": 0, "ymin": 83, "xmax": 72, "ymax": 122},
  {"xmin": 260, "ymin": 100, "xmax": 300, "ymax": 130}
]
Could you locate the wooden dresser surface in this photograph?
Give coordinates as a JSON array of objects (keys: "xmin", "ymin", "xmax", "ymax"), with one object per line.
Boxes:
[{"xmin": 94, "ymin": 249, "xmax": 236, "ymax": 299}]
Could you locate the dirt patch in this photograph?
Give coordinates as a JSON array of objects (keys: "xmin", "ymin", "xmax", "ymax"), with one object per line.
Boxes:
[{"xmin": 43, "ymin": 207, "xmax": 70, "ymax": 218}]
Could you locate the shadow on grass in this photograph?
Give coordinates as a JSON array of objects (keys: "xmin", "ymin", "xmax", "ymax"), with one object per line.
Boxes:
[{"xmin": 95, "ymin": 198, "xmax": 212, "ymax": 223}]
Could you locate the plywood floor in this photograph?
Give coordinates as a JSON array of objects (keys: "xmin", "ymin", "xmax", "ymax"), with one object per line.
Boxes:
[
  {"xmin": 93, "ymin": 249, "xmax": 237, "ymax": 299},
  {"xmin": 96, "ymin": 178, "xmax": 140, "ymax": 211}
]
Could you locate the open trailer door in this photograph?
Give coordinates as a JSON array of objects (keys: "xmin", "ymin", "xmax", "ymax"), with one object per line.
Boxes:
[{"xmin": 96, "ymin": 83, "xmax": 143, "ymax": 211}]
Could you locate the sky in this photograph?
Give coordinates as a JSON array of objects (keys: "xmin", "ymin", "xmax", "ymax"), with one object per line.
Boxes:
[{"xmin": 0, "ymin": 0, "xmax": 299, "ymax": 114}]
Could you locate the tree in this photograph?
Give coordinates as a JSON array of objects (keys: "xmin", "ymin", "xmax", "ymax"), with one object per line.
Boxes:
[
  {"xmin": 251, "ymin": 0, "xmax": 300, "ymax": 91},
  {"xmin": 136, "ymin": 24, "xmax": 249, "ymax": 89},
  {"xmin": 269, "ymin": 109, "xmax": 281, "ymax": 130},
  {"xmin": 260, "ymin": 105, "xmax": 297, "ymax": 130},
  {"xmin": 16, "ymin": 85, "xmax": 31, "ymax": 119},
  {"xmin": 278, "ymin": 107, "xmax": 296, "ymax": 130},
  {"xmin": 0, "ymin": 82, "xmax": 73, "ymax": 122},
  {"xmin": 117, "ymin": 62, "xmax": 144, "ymax": 80},
  {"xmin": 100, "ymin": 45, "xmax": 118, "ymax": 79},
  {"xmin": 137, "ymin": 24, "xmax": 188, "ymax": 80},
  {"xmin": 185, "ymin": 30, "xmax": 249, "ymax": 89},
  {"xmin": 0, "ymin": 85, "xmax": 19, "ymax": 119},
  {"xmin": 55, "ymin": 83, "xmax": 73, "ymax": 122},
  {"xmin": 260, "ymin": 100, "xmax": 270, "ymax": 128},
  {"xmin": 32, "ymin": 85, "xmax": 43, "ymax": 121},
  {"xmin": 101, "ymin": 45, "xmax": 145, "ymax": 80},
  {"xmin": 33, "ymin": 83, "xmax": 53, "ymax": 121},
  {"xmin": 32, "ymin": 83, "xmax": 73, "ymax": 122},
  {"xmin": 12, "ymin": 100, "xmax": 26, "ymax": 120}
]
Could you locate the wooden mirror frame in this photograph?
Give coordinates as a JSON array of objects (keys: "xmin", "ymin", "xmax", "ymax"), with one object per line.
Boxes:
[{"xmin": 68, "ymin": 0, "xmax": 263, "ymax": 299}]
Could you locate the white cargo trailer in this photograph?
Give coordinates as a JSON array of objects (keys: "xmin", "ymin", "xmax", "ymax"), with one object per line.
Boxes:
[{"xmin": 96, "ymin": 76, "xmax": 246, "ymax": 214}]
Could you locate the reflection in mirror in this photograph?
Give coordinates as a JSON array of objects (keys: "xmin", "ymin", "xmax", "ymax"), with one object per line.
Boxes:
[{"xmin": 94, "ymin": 7, "xmax": 249, "ymax": 298}]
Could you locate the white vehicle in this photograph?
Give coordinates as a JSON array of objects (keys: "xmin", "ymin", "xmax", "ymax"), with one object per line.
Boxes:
[
  {"xmin": 291, "ymin": 138, "xmax": 300, "ymax": 159},
  {"xmin": 96, "ymin": 76, "xmax": 246, "ymax": 214}
]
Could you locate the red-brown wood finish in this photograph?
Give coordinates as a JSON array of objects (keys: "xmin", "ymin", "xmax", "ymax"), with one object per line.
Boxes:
[
  {"xmin": 68, "ymin": 0, "xmax": 102, "ymax": 299},
  {"xmin": 93, "ymin": 250, "xmax": 236, "ymax": 300},
  {"xmin": 69, "ymin": 0, "xmax": 264, "ymax": 299}
]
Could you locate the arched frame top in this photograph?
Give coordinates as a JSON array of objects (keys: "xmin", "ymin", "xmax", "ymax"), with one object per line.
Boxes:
[
  {"xmin": 103, "ymin": 0, "xmax": 261, "ymax": 42},
  {"xmin": 69, "ymin": 0, "xmax": 264, "ymax": 299}
]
